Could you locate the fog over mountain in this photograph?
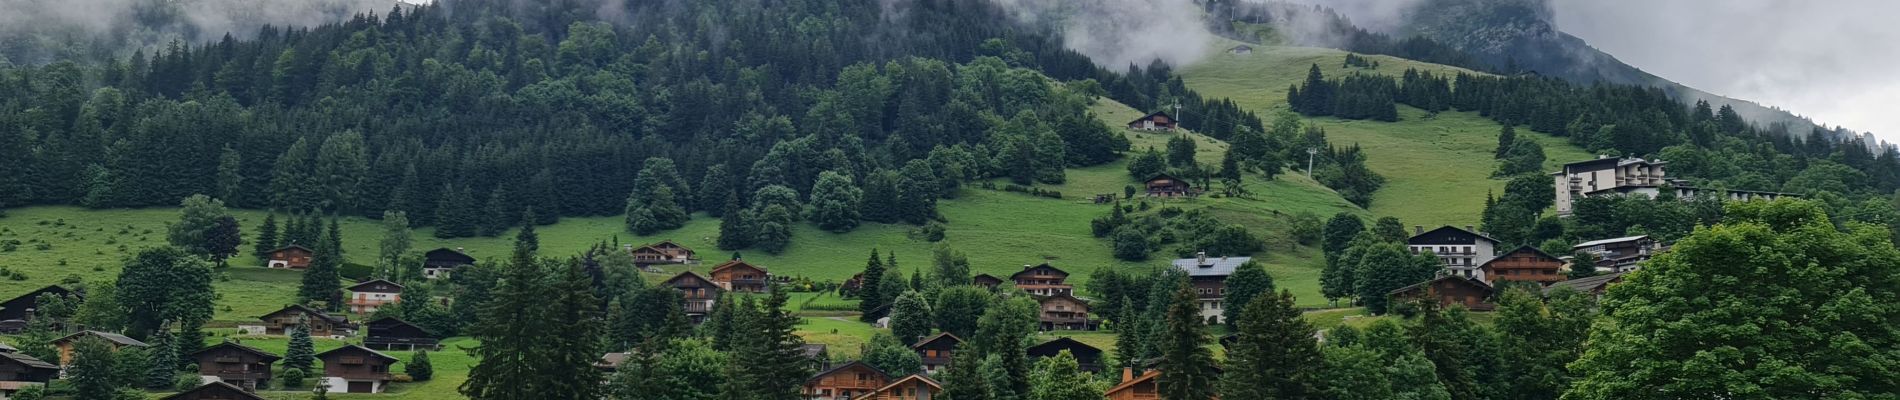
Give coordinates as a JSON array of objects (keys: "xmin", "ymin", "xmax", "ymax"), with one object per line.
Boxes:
[
  {"xmin": 0, "ymin": 0, "xmax": 405, "ymax": 65},
  {"xmin": 1550, "ymin": 0, "xmax": 1900, "ymax": 143}
]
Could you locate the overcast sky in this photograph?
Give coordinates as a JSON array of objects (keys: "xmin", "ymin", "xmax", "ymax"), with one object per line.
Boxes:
[{"xmin": 1550, "ymin": 0, "xmax": 1900, "ymax": 141}]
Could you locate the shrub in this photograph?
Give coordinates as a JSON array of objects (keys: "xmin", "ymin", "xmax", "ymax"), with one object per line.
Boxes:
[
  {"xmin": 281, "ymin": 368, "xmax": 306, "ymax": 388},
  {"xmin": 174, "ymin": 373, "xmax": 202, "ymax": 391}
]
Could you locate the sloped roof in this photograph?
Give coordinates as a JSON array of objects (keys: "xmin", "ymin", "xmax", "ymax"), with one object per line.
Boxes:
[
  {"xmin": 1027, "ymin": 337, "xmax": 1101, "ymax": 357},
  {"xmin": 1128, "ymin": 110, "xmax": 1174, "ymax": 125},
  {"xmin": 1480, "ymin": 246, "xmax": 1564, "ymax": 269},
  {"xmin": 807, "ymin": 360, "xmax": 888, "ymax": 384},
  {"xmin": 710, "ymin": 259, "xmax": 768, "ymax": 275},
  {"xmin": 2, "ymin": 285, "xmax": 74, "ymax": 306},
  {"xmin": 856, "ymin": 374, "xmax": 942, "ymax": 400},
  {"xmin": 162, "ymin": 381, "xmax": 267, "ymax": 400},
  {"xmin": 1170, "ymin": 256, "xmax": 1253, "ymax": 277},
  {"xmin": 800, "ymin": 344, "xmax": 828, "ymax": 359},
  {"xmin": 1104, "ymin": 368, "xmax": 1161, "ymax": 397},
  {"xmin": 259, "ymin": 304, "xmax": 349, "ymax": 325},
  {"xmin": 1387, "ymin": 275, "xmax": 1493, "ymax": 297},
  {"xmin": 1407, "ymin": 225, "xmax": 1501, "ymax": 245},
  {"xmin": 1545, "ymin": 271, "xmax": 1630, "ymax": 295},
  {"xmin": 52, "ymin": 330, "xmax": 148, "ymax": 347},
  {"xmin": 1572, "ymin": 235, "xmax": 1649, "ymax": 249},
  {"xmin": 317, "ymin": 344, "xmax": 399, "ymax": 363},
  {"xmin": 267, "ymin": 244, "xmax": 313, "ymax": 254},
  {"xmin": 911, "ymin": 332, "xmax": 964, "ymax": 350},
  {"xmin": 1009, "ymin": 263, "xmax": 1069, "ymax": 280},
  {"xmin": 662, "ymin": 271, "xmax": 721, "ymax": 289},
  {"xmin": 346, "ymin": 278, "xmax": 405, "ymax": 292},
  {"xmin": 190, "ymin": 341, "xmax": 282, "ymax": 362},
  {"xmin": 0, "ymin": 350, "xmax": 56, "ymax": 370}
]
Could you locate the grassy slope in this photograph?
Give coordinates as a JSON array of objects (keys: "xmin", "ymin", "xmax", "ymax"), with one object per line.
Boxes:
[{"xmin": 1181, "ymin": 45, "xmax": 1595, "ymax": 227}]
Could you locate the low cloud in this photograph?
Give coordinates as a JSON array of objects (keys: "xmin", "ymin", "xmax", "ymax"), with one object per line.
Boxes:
[{"xmin": 987, "ymin": 0, "xmax": 1213, "ymax": 69}]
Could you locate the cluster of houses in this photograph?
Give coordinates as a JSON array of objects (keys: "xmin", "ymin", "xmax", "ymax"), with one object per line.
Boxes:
[{"xmin": 1388, "ymin": 156, "xmax": 1796, "ymax": 310}]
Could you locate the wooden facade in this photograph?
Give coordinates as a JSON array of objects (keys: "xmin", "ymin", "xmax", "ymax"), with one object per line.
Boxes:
[
  {"xmin": 0, "ymin": 350, "xmax": 58, "ymax": 398},
  {"xmin": 1036, "ymin": 294, "xmax": 1094, "ymax": 331},
  {"xmin": 0, "ymin": 285, "xmax": 75, "ymax": 326},
  {"xmin": 910, "ymin": 333, "xmax": 961, "ymax": 375},
  {"xmin": 1027, "ymin": 337, "xmax": 1103, "ymax": 372},
  {"xmin": 853, "ymin": 374, "xmax": 941, "ymax": 400},
  {"xmin": 971, "ymin": 274, "xmax": 1002, "ymax": 289},
  {"xmin": 803, "ymin": 361, "xmax": 890, "ymax": 400},
  {"xmin": 1389, "ymin": 275, "xmax": 1495, "ymax": 311},
  {"xmin": 1104, "ymin": 368, "xmax": 1161, "ymax": 400},
  {"xmin": 420, "ymin": 248, "xmax": 475, "ymax": 279},
  {"xmin": 265, "ymin": 245, "xmax": 314, "ymax": 269},
  {"xmin": 318, "ymin": 345, "xmax": 399, "ymax": 394},
  {"xmin": 710, "ymin": 259, "xmax": 771, "ymax": 292},
  {"xmin": 1126, "ymin": 111, "xmax": 1177, "ymax": 131},
  {"xmin": 1009, "ymin": 264, "xmax": 1072, "ymax": 296},
  {"xmin": 162, "ymin": 381, "xmax": 268, "ymax": 400},
  {"xmin": 51, "ymin": 330, "xmax": 147, "ymax": 367},
  {"xmin": 189, "ymin": 342, "xmax": 280, "ymax": 390},
  {"xmin": 364, "ymin": 318, "xmax": 439, "ymax": 351},
  {"xmin": 345, "ymin": 279, "xmax": 403, "ymax": 315},
  {"xmin": 257, "ymin": 305, "xmax": 352, "ymax": 336},
  {"xmin": 632, "ymin": 240, "xmax": 697, "ymax": 265},
  {"xmin": 1479, "ymin": 246, "xmax": 1566, "ymax": 285},
  {"xmin": 662, "ymin": 272, "xmax": 723, "ymax": 323},
  {"xmin": 1144, "ymin": 173, "xmax": 1193, "ymax": 197}
]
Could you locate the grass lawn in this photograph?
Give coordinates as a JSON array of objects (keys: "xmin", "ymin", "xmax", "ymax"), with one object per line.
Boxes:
[{"xmin": 1181, "ymin": 44, "xmax": 1596, "ymax": 227}]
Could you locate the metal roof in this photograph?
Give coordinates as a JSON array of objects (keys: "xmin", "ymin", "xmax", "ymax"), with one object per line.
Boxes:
[{"xmin": 1170, "ymin": 256, "xmax": 1253, "ymax": 277}]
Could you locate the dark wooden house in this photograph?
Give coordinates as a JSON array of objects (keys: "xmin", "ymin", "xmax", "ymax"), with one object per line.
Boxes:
[
  {"xmin": 971, "ymin": 274, "xmax": 1002, "ymax": 289},
  {"xmin": 1027, "ymin": 337, "xmax": 1104, "ymax": 372},
  {"xmin": 364, "ymin": 318, "xmax": 439, "ymax": 351},
  {"xmin": 0, "ymin": 348, "xmax": 58, "ymax": 398},
  {"xmin": 1144, "ymin": 173, "xmax": 1193, "ymax": 197},
  {"xmin": 1009, "ymin": 263, "xmax": 1072, "ymax": 297},
  {"xmin": 910, "ymin": 332, "xmax": 962, "ymax": 375},
  {"xmin": 0, "ymin": 285, "xmax": 75, "ymax": 329},
  {"xmin": 662, "ymin": 271, "xmax": 723, "ymax": 323},
  {"xmin": 265, "ymin": 245, "xmax": 314, "ymax": 269},
  {"xmin": 318, "ymin": 344, "xmax": 400, "ymax": 393},
  {"xmin": 51, "ymin": 330, "xmax": 147, "ymax": 366},
  {"xmin": 1036, "ymin": 293, "xmax": 1095, "ymax": 331},
  {"xmin": 1388, "ymin": 275, "xmax": 1495, "ymax": 311},
  {"xmin": 162, "ymin": 381, "xmax": 268, "ymax": 400},
  {"xmin": 189, "ymin": 341, "xmax": 281, "ymax": 390},
  {"xmin": 421, "ymin": 248, "xmax": 476, "ymax": 279},
  {"xmin": 256, "ymin": 304, "xmax": 352, "ymax": 336},
  {"xmin": 1479, "ymin": 246, "xmax": 1566, "ymax": 285},
  {"xmin": 1127, "ymin": 111, "xmax": 1177, "ymax": 131},
  {"xmin": 802, "ymin": 361, "xmax": 889, "ymax": 400},
  {"xmin": 710, "ymin": 259, "xmax": 771, "ymax": 293}
]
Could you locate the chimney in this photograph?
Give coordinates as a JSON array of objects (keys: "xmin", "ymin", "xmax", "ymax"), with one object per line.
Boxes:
[
  {"xmin": 1414, "ymin": 225, "xmax": 1423, "ymax": 235},
  {"xmin": 1122, "ymin": 367, "xmax": 1135, "ymax": 383},
  {"xmin": 1196, "ymin": 251, "xmax": 1208, "ymax": 266}
]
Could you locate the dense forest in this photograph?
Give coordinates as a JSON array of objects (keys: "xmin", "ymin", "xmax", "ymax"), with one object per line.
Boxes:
[{"xmin": 0, "ymin": 0, "xmax": 1302, "ymax": 247}]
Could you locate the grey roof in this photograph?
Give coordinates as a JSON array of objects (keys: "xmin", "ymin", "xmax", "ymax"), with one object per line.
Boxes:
[
  {"xmin": 799, "ymin": 344, "xmax": 827, "ymax": 358},
  {"xmin": 0, "ymin": 351, "xmax": 55, "ymax": 370},
  {"xmin": 1545, "ymin": 272, "xmax": 1630, "ymax": 295},
  {"xmin": 52, "ymin": 330, "xmax": 148, "ymax": 347},
  {"xmin": 1572, "ymin": 235, "xmax": 1648, "ymax": 249},
  {"xmin": 1170, "ymin": 256, "xmax": 1253, "ymax": 277}
]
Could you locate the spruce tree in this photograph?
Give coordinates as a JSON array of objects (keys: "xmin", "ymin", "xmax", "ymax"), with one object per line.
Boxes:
[
  {"xmin": 1495, "ymin": 125, "xmax": 1517, "ymax": 159},
  {"xmin": 144, "ymin": 325, "xmax": 177, "ymax": 389},
  {"xmin": 975, "ymin": 295, "xmax": 1037, "ymax": 398},
  {"xmin": 285, "ymin": 318, "xmax": 315, "ymax": 372},
  {"xmin": 857, "ymin": 249, "xmax": 887, "ymax": 322},
  {"xmin": 298, "ymin": 219, "xmax": 344, "ymax": 310},
  {"xmin": 253, "ymin": 213, "xmax": 280, "ymax": 261},
  {"xmin": 1219, "ymin": 261, "xmax": 1275, "ymax": 326},
  {"xmin": 408, "ymin": 350, "xmax": 434, "ymax": 381},
  {"xmin": 1157, "ymin": 280, "xmax": 1218, "ymax": 400},
  {"xmin": 1112, "ymin": 295, "xmax": 1145, "ymax": 369},
  {"xmin": 938, "ymin": 342, "xmax": 991, "ymax": 400},
  {"xmin": 716, "ymin": 194, "xmax": 754, "ymax": 250},
  {"xmin": 461, "ymin": 254, "xmax": 551, "ymax": 400},
  {"xmin": 1219, "ymin": 290, "xmax": 1321, "ymax": 400}
]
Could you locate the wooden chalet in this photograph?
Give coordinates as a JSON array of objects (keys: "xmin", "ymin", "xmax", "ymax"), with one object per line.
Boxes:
[
  {"xmin": 163, "ymin": 381, "xmax": 268, "ymax": 400},
  {"xmin": 51, "ymin": 330, "xmax": 148, "ymax": 366},
  {"xmin": 265, "ymin": 245, "xmax": 314, "ymax": 269},
  {"xmin": 1144, "ymin": 173, "xmax": 1194, "ymax": 197},
  {"xmin": 1389, "ymin": 275, "xmax": 1495, "ymax": 311},
  {"xmin": 1104, "ymin": 367, "xmax": 1161, "ymax": 400},
  {"xmin": 842, "ymin": 273, "xmax": 865, "ymax": 295},
  {"xmin": 1545, "ymin": 272, "xmax": 1629, "ymax": 300},
  {"xmin": 1479, "ymin": 246, "xmax": 1566, "ymax": 285},
  {"xmin": 364, "ymin": 318, "xmax": 439, "ymax": 351},
  {"xmin": 595, "ymin": 352, "xmax": 631, "ymax": 373},
  {"xmin": 189, "ymin": 341, "xmax": 281, "ymax": 390},
  {"xmin": 0, "ymin": 285, "xmax": 76, "ymax": 331},
  {"xmin": 662, "ymin": 272, "xmax": 723, "ymax": 323},
  {"xmin": 1035, "ymin": 293, "xmax": 1095, "ymax": 331},
  {"xmin": 910, "ymin": 332, "xmax": 962, "ymax": 375},
  {"xmin": 971, "ymin": 274, "xmax": 1002, "ymax": 289},
  {"xmin": 710, "ymin": 259, "xmax": 771, "ymax": 293},
  {"xmin": 345, "ymin": 279, "xmax": 403, "ymax": 315},
  {"xmin": 804, "ymin": 361, "xmax": 890, "ymax": 400},
  {"xmin": 255, "ymin": 305, "xmax": 352, "ymax": 337},
  {"xmin": 1127, "ymin": 111, "xmax": 1177, "ymax": 131},
  {"xmin": 1027, "ymin": 337, "xmax": 1103, "ymax": 372},
  {"xmin": 1009, "ymin": 263, "xmax": 1072, "ymax": 297},
  {"xmin": 853, "ymin": 374, "xmax": 941, "ymax": 400},
  {"xmin": 0, "ymin": 347, "xmax": 58, "ymax": 398},
  {"xmin": 631, "ymin": 240, "xmax": 697, "ymax": 265},
  {"xmin": 420, "ymin": 248, "xmax": 476, "ymax": 279},
  {"xmin": 317, "ymin": 344, "xmax": 400, "ymax": 393}
]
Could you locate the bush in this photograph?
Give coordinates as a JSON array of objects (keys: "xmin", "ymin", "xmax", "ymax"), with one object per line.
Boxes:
[
  {"xmin": 174, "ymin": 373, "xmax": 202, "ymax": 391},
  {"xmin": 281, "ymin": 368, "xmax": 306, "ymax": 389},
  {"xmin": 408, "ymin": 351, "xmax": 433, "ymax": 381},
  {"xmin": 916, "ymin": 222, "xmax": 946, "ymax": 242}
]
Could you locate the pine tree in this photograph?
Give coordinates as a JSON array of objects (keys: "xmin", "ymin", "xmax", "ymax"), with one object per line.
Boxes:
[
  {"xmin": 299, "ymin": 219, "xmax": 344, "ymax": 310},
  {"xmin": 205, "ymin": 216, "xmax": 242, "ymax": 266},
  {"xmin": 480, "ymin": 185, "xmax": 516, "ymax": 236},
  {"xmin": 285, "ymin": 318, "xmax": 315, "ymax": 372},
  {"xmin": 938, "ymin": 342, "xmax": 991, "ymax": 400},
  {"xmin": 1157, "ymin": 280, "xmax": 1218, "ymax": 400},
  {"xmin": 725, "ymin": 289, "xmax": 810, "ymax": 400},
  {"xmin": 1112, "ymin": 295, "xmax": 1145, "ymax": 370},
  {"xmin": 857, "ymin": 249, "xmax": 887, "ymax": 322},
  {"xmin": 1495, "ymin": 125, "xmax": 1517, "ymax": 159},
  {"xmin": 975, "ymin": 295, "xmax": 1037, "ymax": 398},
  {"xmin": 461, "ymin": 254, "xmax": 552, "ymax": 400},
  {"xmin": 253, "ymin": 213, "xmax": 280, "ymax": 261},
  {"xmin": 716, "ymin": 194, "xmax": 755, "ymax": 250},
  {"xmin": 144, "ymin": 325, "xmax": 177, "ymax": 389},
  {"xmin": 1219, "ymin": 290, "xmax": 1321, "ymax": 400}
]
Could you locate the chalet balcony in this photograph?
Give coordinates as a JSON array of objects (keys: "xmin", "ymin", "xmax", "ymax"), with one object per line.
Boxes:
[
  {"xmin": 920, "ymin": 356, "xmax": 952, "ymax": 366},
  {"xmin": 728, "ymin": 278, "xmax": 768, "ymax": 286},
  {"xmin": 683, "ymin": 301, "xmax": 714, "ymax": 313},
  {"xmin": 1041, "ymin": 316, "xmax": 1089, "ymax": 325},
  {"xmin": 347, "ymin": 299, "xmax": 392, "ymax": 307},
  {"xmin": 207, "ymin": 371, "xmax": 271, "ymax": 380}
]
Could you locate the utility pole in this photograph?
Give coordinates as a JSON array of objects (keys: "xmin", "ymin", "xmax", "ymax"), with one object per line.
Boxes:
[
  {"xmin": 1306, "ymin": 147, "xmax": 1319, "ymax": 178},
  {"xmin": 1172, "ymin": 103, "xmax": 1183, "ymax": 128}
]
